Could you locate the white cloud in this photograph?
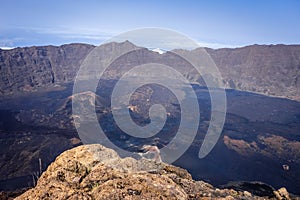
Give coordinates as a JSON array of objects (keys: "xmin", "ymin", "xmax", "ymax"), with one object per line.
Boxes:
[
  {"xmin": 0, "ymin": 46, "xmax": 15, "ymax": 50},
  {"xmin": 7, "ymin": 26, "xmax": 116, "ymax": 44},
  {"xmin": 197, "ymin": 42, "xmax": 242, "ymax": 49},
  {"xmin": 0, "ymin": 37, "xmax": 22, "ymax": 49},
  {"xmin": 33, "ymin": 26, "xmax": 115, "ymax": 41},
  {"xmin": 150, "ymin": 48, "xmax": 165, "ymax": 54}
]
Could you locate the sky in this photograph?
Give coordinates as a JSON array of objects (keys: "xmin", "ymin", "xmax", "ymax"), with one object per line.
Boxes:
[{"xmin": 1, "ymin": 0, "xmax": 300, "ymax": 49}]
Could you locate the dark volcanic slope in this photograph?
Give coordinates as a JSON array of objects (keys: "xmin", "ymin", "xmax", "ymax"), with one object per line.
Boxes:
[
  {"xmin": 0, "ymin": 43, "xmax": 94, "ymax": 95},
  {"xmin": 207, "ymin": 45, "xmax": 300, "ymax": 101},
  {"xmin": 0, "ymin": 43, "xmax": 300, "ymax": 100},
  {"xmin": 0, "ymin": 84, "xmax": 299, "ymax": 194}
]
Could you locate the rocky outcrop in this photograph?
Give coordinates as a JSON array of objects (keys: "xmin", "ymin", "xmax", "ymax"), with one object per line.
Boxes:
[
  {"xmin": 0, "ymin": 43, "xmax": 299, "ymax": 100},
  {"xmin": 16, "ymin": 144, "xmax": 293, "ymax": 200}
]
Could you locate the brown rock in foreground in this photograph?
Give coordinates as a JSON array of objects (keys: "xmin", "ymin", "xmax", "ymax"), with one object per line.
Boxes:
[{"xmin": 16, "ymin": 144, "xmax": 293, "ymax": 200}]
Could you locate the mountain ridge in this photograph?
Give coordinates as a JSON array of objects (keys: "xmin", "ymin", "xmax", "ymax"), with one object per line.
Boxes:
[{"xmin": 0, "ymin": 42, "xmax": 299, "ymax": 101}]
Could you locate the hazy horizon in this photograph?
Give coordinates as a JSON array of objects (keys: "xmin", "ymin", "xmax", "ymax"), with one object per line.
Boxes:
[
  {"xmin": 1, "ymin": 0, "xmax": 300, "ymax": 49},
  {"xmin": 1, "ymin": 41, "xmax": 300, "ymax": 51}
]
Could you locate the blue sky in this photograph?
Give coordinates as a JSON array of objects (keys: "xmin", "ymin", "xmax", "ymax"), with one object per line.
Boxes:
[{"xmin": 1, "ymin": 0, "xmax": 300, "ymax": 49}]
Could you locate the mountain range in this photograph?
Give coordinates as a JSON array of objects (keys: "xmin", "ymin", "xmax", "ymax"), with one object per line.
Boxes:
[{"xmin": 0, "ymin": 42, "xmax": 299, "ymax": 101}]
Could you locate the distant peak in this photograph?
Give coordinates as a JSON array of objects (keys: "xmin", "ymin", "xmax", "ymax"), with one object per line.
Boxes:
[
  {"xmin": 100, "ymin": 40, "xmax": 139, "ymax": 49},
  {"xmin": 123, "ymin": 40, "xmax": 132, "ymax": 44}
]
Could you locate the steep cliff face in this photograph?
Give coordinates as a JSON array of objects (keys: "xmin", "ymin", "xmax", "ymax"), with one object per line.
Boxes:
[
  {"xmin": 0, "ymin": 43, "xmax": 94, "ymax": 94},
  {"xmin": 15, "ymin": 144, "xmax": 292, "ymax": 200},
  {"xmin": 0, "ymin": 43, "xmax": 299, "ymax": 100},
  {"xmin": 207, "ymin": 45, "xmax": 300, "ymax": 101}
]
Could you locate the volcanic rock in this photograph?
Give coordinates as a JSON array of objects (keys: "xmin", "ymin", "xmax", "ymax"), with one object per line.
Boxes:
[{"xmin": 16, "ymin": 144, "xmax": 293, "ymax": 200}]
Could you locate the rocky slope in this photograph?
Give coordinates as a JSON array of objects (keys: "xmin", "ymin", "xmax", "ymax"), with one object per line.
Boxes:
[
  {"xmin": 207, "ymin": 45, "xmax": 300, "ymax": 101},
  {"xmin": 0, "ymin": 42, "xmax": 299, "ymax": 100},
  {"xmin": 0, "ymin": 43, "xmax": 94, "ymax": 95},
  {"xmin": 15, "ymin": 144, "xmax": 293, "ymax": 200}
]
